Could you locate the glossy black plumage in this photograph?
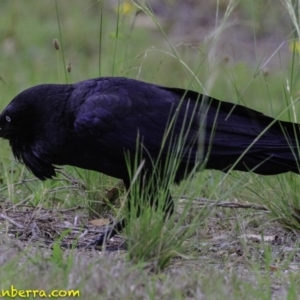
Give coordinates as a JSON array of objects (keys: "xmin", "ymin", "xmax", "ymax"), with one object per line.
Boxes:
[{"xmin": 0, "ymin": 77, "xmax": 299, "ymax": 246}]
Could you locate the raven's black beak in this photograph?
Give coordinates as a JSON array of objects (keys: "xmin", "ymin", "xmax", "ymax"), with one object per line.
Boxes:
[
  {"xmin": 0, "ymin": 127, "xmax": 6, "ymax": 138},
  {"xmin": 0, "ymin": 120, "xmax": 4, "ymax": 137},
  {"xmin": 0, "ymin": 120, "xmax": 10, "ymax": 138}
]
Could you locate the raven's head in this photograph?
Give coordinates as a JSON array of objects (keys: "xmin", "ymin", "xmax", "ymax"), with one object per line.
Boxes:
[
  {"xmin": 0, "ymin": 98, "xmax": 35, "ymax": 140},
  {"xmin": 0, "ymin": 90, "xmax": 53, "ymax": 180},
  {"xmin": 0, "ymin": 84, "xmax": 72, "ymax": 180},
  {"xmin": 0, "ymin": 84, "xmax": 74, "ymax": 140}
]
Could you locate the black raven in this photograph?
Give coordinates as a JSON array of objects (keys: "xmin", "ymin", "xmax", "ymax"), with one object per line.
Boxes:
[{"xmin": 0, "ymin": 77, "xmax": 299, "ymax": 246}]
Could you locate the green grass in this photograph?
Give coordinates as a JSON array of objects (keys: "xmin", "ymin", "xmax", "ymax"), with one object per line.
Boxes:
[{"xmin": 1, "ymin": 0, "xmax": 300, "ymax": 298}]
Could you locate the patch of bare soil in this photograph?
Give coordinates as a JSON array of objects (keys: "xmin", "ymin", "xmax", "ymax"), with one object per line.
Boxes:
[
  {"xmin": 0, "ymin": 201, "xmax": 123, "ymax": 251},
  {"xmin": 1, "ymin": 198, "xmax": 300, "ymax": 263}
]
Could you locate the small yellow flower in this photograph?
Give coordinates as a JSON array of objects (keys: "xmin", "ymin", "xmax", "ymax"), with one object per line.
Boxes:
[
  {"xmin": 289, "ymin": 40, "xmax": 300, "ymax": 53},
  {"xmin": 115, "ymin": 1, "xmax": 136, "ymax": 16}
]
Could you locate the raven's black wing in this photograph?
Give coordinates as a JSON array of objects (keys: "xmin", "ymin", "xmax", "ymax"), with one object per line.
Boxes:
[
  {"xmin": 72, "ymin": 77, "xmax": 300, "ymax": 182},
  {"xmin": 166, "ymin": 87, "xmax": 300, "ymax": 175},
  {"xmin": 72, "ymin": 78, "xmax": 197, "ymax": 181}
]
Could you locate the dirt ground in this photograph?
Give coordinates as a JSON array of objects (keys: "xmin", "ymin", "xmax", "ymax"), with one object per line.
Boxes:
[{"xmin": 0, "ymin": 197, "xmax": 299, "ymax": 299}]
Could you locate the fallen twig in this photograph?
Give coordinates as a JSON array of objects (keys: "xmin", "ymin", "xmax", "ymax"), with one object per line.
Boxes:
[
  {"xmin": 0, "ymin": 213, "xmax": 24, "ymax": 228},
  {"xmin": 179, "ymin": 196, "xmax": 269, "ymax": 211}
]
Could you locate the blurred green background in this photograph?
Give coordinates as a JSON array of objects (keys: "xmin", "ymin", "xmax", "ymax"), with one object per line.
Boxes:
[{"xmin": 1, "ymin": 0, "xmax": 298, "ymax": 114}]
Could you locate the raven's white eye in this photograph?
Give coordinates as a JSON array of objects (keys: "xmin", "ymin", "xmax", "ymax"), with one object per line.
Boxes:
[{"xmin": 5, "ymin": 116, "xmax": 11, "ymax": 122}]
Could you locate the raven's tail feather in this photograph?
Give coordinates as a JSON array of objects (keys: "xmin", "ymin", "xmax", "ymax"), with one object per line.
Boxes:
[{"xmin": 205, "ymin": 113, "xmax": 300, "ymax": 175}]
